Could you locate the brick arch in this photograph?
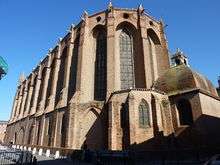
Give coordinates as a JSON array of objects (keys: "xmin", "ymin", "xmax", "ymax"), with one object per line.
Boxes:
[
  {"xmin": 16, "ymin": 127, "xmax": 25, "ymax": 145},
  {"xmin": 147, "ymin": 28, "xmax": 161, "ymax": 45},
  {"xmin": 79, "ymin": 107, "xmax": 104, "ymax": 150},
  {"xmin": 116, "ymin": 20, "xmax": 137, "ymax": 31},
  {"xmin": 91, "ymin": 24, "xmax": 106, "ymax": 36},
  {"xmin": 82, "ymin": 106, "xmax": 101, "ymax": 117}
]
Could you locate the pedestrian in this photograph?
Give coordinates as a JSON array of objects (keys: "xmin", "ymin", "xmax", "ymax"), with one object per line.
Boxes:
[{"xmin": 32, "ymin": 156, "xmax": 37, "ymax": 165}]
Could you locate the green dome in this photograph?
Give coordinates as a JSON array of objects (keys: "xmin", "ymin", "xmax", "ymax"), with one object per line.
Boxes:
[{"xmin": 153, "ymin": 64, "xmax": 218, "ymax": 96}]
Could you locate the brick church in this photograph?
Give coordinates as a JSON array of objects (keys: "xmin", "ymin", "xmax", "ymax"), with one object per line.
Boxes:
[{"xmin": 5, "ymin": 3, "xmax": 220, "ymax": 152}]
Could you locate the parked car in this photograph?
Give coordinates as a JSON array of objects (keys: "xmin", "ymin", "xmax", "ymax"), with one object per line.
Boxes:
[{"xmin": 204, "ymin": 154, "xmax": 220, "ymax": 165}]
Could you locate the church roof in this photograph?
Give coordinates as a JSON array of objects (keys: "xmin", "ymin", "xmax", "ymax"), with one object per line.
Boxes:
[{"xmin": 153, "ymin": 64, "xmax": 218, "ymax": 97}]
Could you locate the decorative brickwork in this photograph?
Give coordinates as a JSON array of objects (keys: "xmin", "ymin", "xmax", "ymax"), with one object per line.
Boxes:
[{"xmin": 5, "ymin": 4, "xmax": 220, "ymax": 152}]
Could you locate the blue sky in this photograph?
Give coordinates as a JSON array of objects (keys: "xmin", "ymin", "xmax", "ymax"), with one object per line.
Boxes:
[{"xmin": 0, "ymin": 0, "xmax": 220, "ymax": 121}]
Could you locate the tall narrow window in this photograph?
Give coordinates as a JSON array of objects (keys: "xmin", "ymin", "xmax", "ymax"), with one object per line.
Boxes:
[
  {"xmin": 14, "ymin": 90, "xmax": 20, "ymax": 117},
  {"xmin": 56, "ymin": 47, "xmax": 68, "ymax": 104},
  {"xmin": 120, "ymin": 102, "xmax": 130, "ymax": 150},
  {"xmin": 61, "ymin": 113, "xmax": 66, "ymax": 147},
  {"xmin": 37, "ymin": 67, "xmax": 47, "ymax": 109},
  {"xmin": 28, "ymin": 125, "xmax": 34, "ymax": 145},
  {"xmin": 120, "ymin": 28, "xmax": 135, "ymax": 90},
  {"xmin": 14, "ymin": 132, "xmax": 17, "ymax": 144},
  {"xmin": 147, "ymin": 29, "xmax": 161, "ymax": 80},
  {"xmin": 29, "ymin": 75, "xmax": 37, "ymax": 112},
  {"xmin": 68, "ymin": 35, "xmax": 80, "ymax": 101},
  {"xmin": 18, "ymin": 87, "xmax": 24, "ymax": 115},
  {"xmin": 46, "ymin": 58, "xmax": 56, "ymax": 107},
  {"xmin": 23, "ymin": 81, "xmax": 31, "ymax": 115},
  {"xmin": 94, "ymin": 29, "xmax": 107, "ymax": 100},
  {"xmin": 48, "ymin": 116, "xmax": 53, "ymax": 146},
  {"xmin": 177, "ymin": 99, "xmax": 193, "ymax": 125},
  {"xmin": 36, "ymin": 119, "xmax": 41, "ymax": 145},
  {"xmin": 139, "ymin": 99, "xmax": 150, "ymax": 128}
]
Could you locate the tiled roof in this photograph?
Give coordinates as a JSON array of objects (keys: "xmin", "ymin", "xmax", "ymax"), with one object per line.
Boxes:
[{"xmin": 153, "ymin": 64, "xmax": 218, "ymax": 97}]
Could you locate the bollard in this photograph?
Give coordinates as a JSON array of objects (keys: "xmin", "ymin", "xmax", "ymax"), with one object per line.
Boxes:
[
  {"xmin": 54, "ymin": 150, "xmax": 60, "ymax": 159},
  {"xmin": 46, "ymin": 149, "xmax": 50, "ymax": 157},
  {"xmin": 20, "ymin": 146, "xmax": 23, "ymax": 150},
  {"xmin": 32, "ymin": 148, "xmax": 36, "ymax": 154},
  {"xmin": 38, "ymin": 148, "xmax": 43, "ymax": 156},
  {"xmin": 24, "ymin": 146, "xmax": 27, "ymax": 151},
  {"xmin": 28, "ymin": 147, "xmax": 31, "ymax": 151}
]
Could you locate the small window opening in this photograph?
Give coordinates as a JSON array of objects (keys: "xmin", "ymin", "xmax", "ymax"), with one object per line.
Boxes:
[
  {"xmin": 149, "ymin": 21, "xmax": 154, "ymax": 26},
  {"xmin": 96, "ymin": 16, "xmax": 101, "ymax": 22},
  {"xmin": 123, "ymin": 13, "xmax": 129, "ymax": 19},
  {"xmin": 175, "ymin": 59, "xmax": 181, "ymax": 65}
]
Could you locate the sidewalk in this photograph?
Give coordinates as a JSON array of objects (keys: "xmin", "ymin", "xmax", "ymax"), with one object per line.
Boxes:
[{"xmin": 35, "ymin": 155, "xmax": 71, "ymax": 165}]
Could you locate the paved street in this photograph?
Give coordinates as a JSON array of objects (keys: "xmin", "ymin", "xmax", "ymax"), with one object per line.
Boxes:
[
  {"xmin": 35, "ymin": 155, "xmax": 72, "ymax": 165},
  {"xmin": 35, "ymin": 155, "xmax": 93, "ymax": 165}
]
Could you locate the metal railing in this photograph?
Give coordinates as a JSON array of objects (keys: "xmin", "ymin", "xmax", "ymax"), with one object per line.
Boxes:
[{"xmin": 0, "ymin": 150, "xmax": 33, "ymax": 165}]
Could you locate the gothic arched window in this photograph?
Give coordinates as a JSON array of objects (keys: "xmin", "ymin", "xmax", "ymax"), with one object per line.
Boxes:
[
  {"xmin": 120, "ymin": 28, "xmax": 135, "ymax": 90},
  {"xmin": 177, "ymin": 99, "xmax": 193, "ymax": 125},
  {"xmin": 36, "ymin": 119, "xmax": 41, "ymax": 145},
  {"xmin": 56, "ymin": 47, "xmax": 68, "ymax": 103},
  {"xmin": 47, "ymin": 116, "xmax": 54, "ymax": 146},
  {"xmin": 24, "ymin": 80, "xmax": 31, "ymax": 115},
  {"xmin": 61, "ymin": 113, "xmax": 66, "ymax": 147},
  {"xmin": 94, "ymin": 29, "xmax": 107, "ymax": 100},
  {"xmin": 27, "ymin": 125, "xmax": 34, "ymax": 145},
  {"xmin": 68, "ymin": 35, "xmax": 80, "ymax": 101},
  {"xmin": 147, "ymin": 29, "xmax": 161, "ymax": 79},
  {"xmin": 29, "ymin": 75, "xmax": 37, "ymax": 113},
  {"xmin": 37, "ymin": 67, "xmax": 47, "ymax": 108},
  {"xmin": 139, "ymin": 99, "xmax": 150, "ymax": 128},
  {"xmin": 120, "ymin": 101, "xmax": 130, "ymax": 149},
  {"xmin": 46, "ymin": 58, "xmax": 56, "ymax": 107},
  {"xmin": 14, "ymin": 132, "xmax": 17, "ymax": 144}
]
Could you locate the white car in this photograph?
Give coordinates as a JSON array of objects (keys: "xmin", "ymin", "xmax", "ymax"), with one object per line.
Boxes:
[{"xmin": 204, "ymin": 154, "xmax": 220, "ymax": 165}]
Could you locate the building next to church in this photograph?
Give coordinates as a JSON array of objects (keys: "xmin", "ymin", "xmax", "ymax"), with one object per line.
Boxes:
[
  {"xmin": 0, "ymin": 121, "xmax": 8, "ymax": 144},
  {"xmin": 4, "ymin": 3, "xmax": 220, "ymax": 152}
]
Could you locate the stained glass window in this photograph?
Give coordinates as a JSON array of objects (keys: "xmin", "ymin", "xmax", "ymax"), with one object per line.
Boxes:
[
  {"xmin": 139, "ymin": 100, "xmax": 150, "ymax": 128},
  {"xmin": 94, "ymin": 30, "xmax": 107, "ymax": 100},
  {"xmin": 120, "ymin": 28, "xmax": 135, "ymax": 90}
]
